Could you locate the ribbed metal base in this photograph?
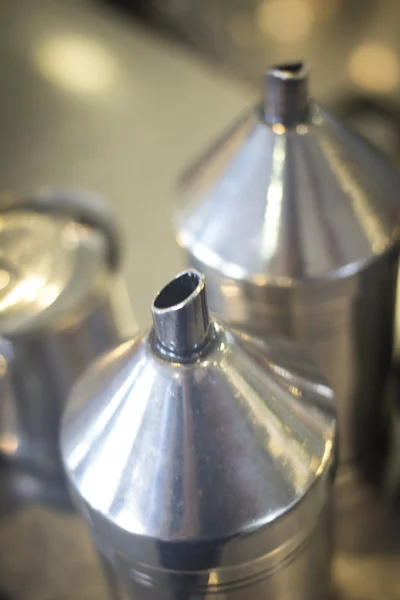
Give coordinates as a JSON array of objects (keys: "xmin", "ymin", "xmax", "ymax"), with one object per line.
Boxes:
[
  {"xmin": 0, "ymin": 460, "xmax": 399, "ymax": 599},
  {"xmin": 109, "ymin": 513, "xmax": 331, "ymax": 600}
]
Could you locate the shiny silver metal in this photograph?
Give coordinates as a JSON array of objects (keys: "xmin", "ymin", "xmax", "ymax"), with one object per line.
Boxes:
[
  {"xmin": 152, "ymin": 270, "xmax": 210, "ymax": 356},
  {"xmin": 61, "ymin": 269, "xmax": 337, "ymax": 600},
  {"xmin": 0, "ymin": 0, "xmax": 398, "ymax": 594},
  {"xmin": 0, "ymin": 189, "xmax": 134, "ymax": 483},
  {"xmin": 264, "ymin": 62, "xmax": 310, "ymax": 127},
  {"xmin": 175, "ymin": 61, "xmax": 400, "ymax": 464}
]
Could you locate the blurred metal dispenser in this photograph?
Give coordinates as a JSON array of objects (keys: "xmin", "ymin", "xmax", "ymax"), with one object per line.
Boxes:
[
  {"xmin": 174, "ymin": 62, "xmax": 400, "ymax": 472},
  {"xmin": 61, "ymin": 269, "xmax": 337, "ymax": 600},
  {"xmin": 0, "ymin": 189, "xmax": 134, "ymax": 494}
]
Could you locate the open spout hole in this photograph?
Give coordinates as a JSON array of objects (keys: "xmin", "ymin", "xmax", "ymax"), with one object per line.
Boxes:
[
  {"xmin": 271, "ymin": 61, "xmax": 307, "ymax": 79},
  {"xmin": 153, "ymin": 271, "xmax": 201, "ymax": 310}
]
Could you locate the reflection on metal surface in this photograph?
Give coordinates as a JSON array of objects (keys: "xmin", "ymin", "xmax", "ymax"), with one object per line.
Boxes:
[
  {"xmin": 261, "ymin": 135, "xmax": 285, "ymax": 261},
  {"xmin": 0, "ymin": 212, "xmax": 74, "ymax": 326},
  {"xmin": 35, "ymin": 35, "xmax": 117, "ymax": 94},
  {"xmin": 348, "ymin": 42, "xmax": 400, "ymax": 94},
  {"xmin": 0, "ymin": 210, "xmax": 110, "ymax": 331},
  {"xmin": 317, "ymin": 134, "xmax": 389, "ymax": 253},
  {"xmin": 0, "ymin": 190, "xmax": 134, "ymax": 486},
  {"xmin": 257, "ymin": 0, "xmax": 315, "ymax": 42},
  {"xmin": 62, "ymin": 270, "xmax": 336, "ymax": 600},
  {"xmin": 0, "ymin": 0, "xmax": 397, "ymax": 596},
  {"xmin": 175, "ymin": 62, "xmax": 400, "ymax": 466}
]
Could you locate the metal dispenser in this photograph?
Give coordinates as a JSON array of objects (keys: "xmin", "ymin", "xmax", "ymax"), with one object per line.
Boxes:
[
  {"xmin": 0, "ymin": 189, "xmax": 135, "ymax": 494},
  {"xmin": 61, "ymin": 269, "xmax": 336, "ymax": 600},
  {"xmin": 174, "ymin": 62, "xmax": 400, "ymax": 467}
]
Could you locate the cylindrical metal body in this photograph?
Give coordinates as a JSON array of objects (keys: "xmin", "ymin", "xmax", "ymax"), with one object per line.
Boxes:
[
  {"xmin": 0, "ymin": 191, "xmax": 135, "ymax": 481},
  {"xmin": 108, "ymin": 512, "xmax": 332, "ymax": 600},
  {"xmin": 175, "ymin": 62, "xmax": 400, "ymax": 465},
  {"xmin": 195, "ymin": 249, "xmax": 398, "ymax": 463},
  {"xmin": 61, "ymin": 270, "xmax": 337, "ymax": 600}
]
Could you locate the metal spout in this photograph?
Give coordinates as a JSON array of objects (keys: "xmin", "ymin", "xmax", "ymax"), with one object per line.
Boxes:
[
  {"xmin": 152, "ymin": 269, "xmax": 210, "ymax": 357},
  {"xmin": 264, "ymin": 61, "xmax": 310, "ymax": 127}
]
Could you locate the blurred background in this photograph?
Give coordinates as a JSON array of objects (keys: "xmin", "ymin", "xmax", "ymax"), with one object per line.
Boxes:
[{"xmin": 2, "ymin": 0, "xmax": 400, "ymax": 325}]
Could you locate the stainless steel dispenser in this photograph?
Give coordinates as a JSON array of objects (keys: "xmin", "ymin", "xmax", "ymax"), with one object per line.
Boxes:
[
  {"xmin": 61, "ymin": 269, "xmax": 336, "ymax": 600},
  {"xmin": 0, "ymin": 189, "xmax": 135, "ymax": 487},
  {"xmin": 174, "ymin": 62, "xmax": 400, "ymax": 466}
]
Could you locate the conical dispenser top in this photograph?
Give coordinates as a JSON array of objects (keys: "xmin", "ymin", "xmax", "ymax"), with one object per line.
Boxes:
[
  {"xmin": 61, "ymin": 270, "xmax": 337, "ymax": 600},
  {"xmin": 175, "ymin": 62, "xmax": 399, "ymax": 284}
]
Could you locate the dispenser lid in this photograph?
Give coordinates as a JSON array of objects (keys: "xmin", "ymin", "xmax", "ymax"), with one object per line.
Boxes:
[
  {"xmin": 61, "ymin": 270, "xmax": 336, "ymax": 570},
  {"xmin": 0, "ymin": 209, "xmax": 109, "ymax": 334},
  {"xmin": 175, "ymin": 63, "xmax": 400, "ymax": 285}
]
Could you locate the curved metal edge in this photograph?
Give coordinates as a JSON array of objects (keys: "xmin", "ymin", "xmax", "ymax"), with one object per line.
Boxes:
[{"xmin": 0, "ymin": 188, "xmax": 122, "ymax": 271}]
